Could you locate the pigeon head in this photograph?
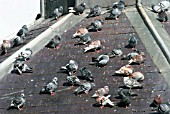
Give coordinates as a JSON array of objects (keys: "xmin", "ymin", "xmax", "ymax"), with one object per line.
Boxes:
[
  {"xmin": 52, "ymin": 77, "xmax": 58, "ymax": 84},
  {"xmin": 58, "ymin": 6, "xmax": 63, "ymax": 12},
  {"xmin": 69, "ymin": 60, "xmax": 75, "ymax": 64},
  {"xmin": 22, "ymin": 25, "xmax": 28, "ymax": 29},
  {"xmin": 21, "ymin": 93, "xmax": 25, "ymax": 98},
  {"xmin": 81, "ymin": 3, "xmax": 86, "ymax": 7},
  {"xmin": 91, "ymin": 83, "xmax": 96, "ymax": 87}
]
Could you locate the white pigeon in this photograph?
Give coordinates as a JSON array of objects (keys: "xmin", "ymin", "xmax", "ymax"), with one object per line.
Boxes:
[
  {"xmin": 92, "ymin": 86, "xmax": 109, "ymax": 97},
  {"xmin": 115, "ymin": 65, "xmax": 133, "ymax": 75},
  {"xmin": 123, "ymin": 77, "xmax": 143, "ymax": 88},
  {"xmin": 96, "ymin": 95, "xmax": 114, "ymax": 109}
]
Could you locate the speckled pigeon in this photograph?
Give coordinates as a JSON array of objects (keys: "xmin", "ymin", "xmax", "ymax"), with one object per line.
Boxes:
[
  {"xmin": 117, "ymin": 96, "xmax": 131, "ymax": 108},
  {"xmin": 69, "ymin": 3, "xmax": 86, "ymax": 15},
  {"xmin": 96, "ymin": 95, "xmax": 114, "ymax": 109},
  {"xmin": 16, "ymin": 48, "xmax": 32, "ymax": 61},
  {"xmin": 151, "ymin": 95, "xmax": 163, "ymax": 107},
  {"xmin": 80, "ymin": 66, "xmax": 94, "ymax": 82},
  {"xmin": 157, "ymin": 104, "xmax": 170, "ymax": 114},
  {"xmin": 74, "ymin": 82, "xmax": 95, "ymax": 95},
  {"xmin": 66, "ymin": 75, "xmax": 81, "ymax": 86},
  {"xmin": 129, "ymin": 72, "xmax": 144, "ymax": 82},
  {"xmin": 115, "ymin": 65, "xmax": 133, "ymax": 75},
  {"xmin": 1, "ymin": 40, "xmax": 11, "ymax": 55},
  {"xmin": 91, "ymin": 54, "xmax": 110, "ymax": 67},
  {"xmin": 87, "ymin": 5, "xmax": 102, "ymax": 18},
  {"xmin": 128, "ymin": 52, "xmax": 145, "ymax": 65},
  {"xmin": 53, "ymin": 6, "xmax": 63, "ymax": 19},
  {"xmin": 46, "ymin": 35, "xmax": 61, "ymax": 49},
  {"xmin": 92, "ymin": 86, "xmax": 109, "ymax": 98},
  {"xmin": 123, "ymin": 77, "xmax": 143, "ymax": 88},
  {"xmin": 10, "ymin": 93, "xmax": 26, "ymax": 111},
  {"xmin": 73, "ymin": 27, "xmax": 89, "ymax": 38},
  {"xmin": 40, "ymin": 77, "xmax": 58, "ymax": 96},
  {"xmin": 122, "ymin": 49, "xmax": 140, "ymax": 60},
  {"xmin": 84, "ymin": 40, "xmax": 102, "ymax": 53},
  {"xmin": 87, "ymin": 20, "xmax": 104, "ymax": 32},
  {"xmin": 16, "ymin": 25, "xmax": 28, "ymax": 39},
  {"xmin": 74, "ymin": 34, "xmax": 91, "ymax": 45},
  {"xmin": 61, "ymin": 60, "xmax": 78, "ymax": 75}
]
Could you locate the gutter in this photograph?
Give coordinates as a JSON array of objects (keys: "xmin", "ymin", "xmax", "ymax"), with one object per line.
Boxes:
[{"xmin": 136, "ymin": 0, "xmax": 170, "ymax": 64}]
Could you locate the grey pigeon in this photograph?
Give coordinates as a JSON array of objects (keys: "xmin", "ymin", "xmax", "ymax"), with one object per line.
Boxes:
[
  {"xmin": 40, "ymin": 77, "xmax": 58, "ymax": 96},
  {"xmin": 69, "ymin": 3, "xmax": 86, "ymax": 15},
  {"xmin": 13, "ymin": 61, "xmax": 33, "ymax": 75},
  {"xmin": 96, "ymin": 95, "xmax": 114, "ymax": 109},
  {"xmin": 12, "ymin": 36, "xmax": 24, "ymax": 47},
  {"xmin": 1, "ymin": 40, "xmax": 11, "ymax": 55},
  {"xmin": 91, "ymin": 54, "xmax": 110, "ymax": 67},
  {"xmin": 123, "ymin": 77, "xmax": 143, "ymax": 88},
  {"xmin": 128, "ymin": 36, "xmax": 137, "ymax": 48},
  {"xmin": 107, "ymin": 48, "xmax": 123, "ymax": 58},
  {"xmin": 52, "ymin": 6, "xmax": 63, "ymax": 19},
  {"xmin": 80, "ymin": 66, "xmax": 94, "ymax": 82},
  {"xmin": 74, "ymin": 82, "xmax": 95, "ymax": 95},
  {"xmin": 112, "ymin": 0, "xmax": 125, "ymax": 11},
  {"xmin": 61, "ymin": 60, "xmax": 78, "ymax": 75},
  {"xmin": 117, "ymin": 96, "xmax": 131, "ymax": 108},
  {"xmin": 16, "ymin": 48, "xmax": 32, "ymax": 62},
  {"xmin": 87, "ymin": 5, "xmax": 102, "ymax": 18},
  {"xmin": 74, "ymin": 34, "xmax": 91, "ymax": 45},
  {"xmin": 46, "ymin": 35, "xmax": 61, "ymax": 49},
  {"xmin": 87, "ymin": 20, "xmax": 104, "ymax": 32},
  {"xmin": 92, "ymin": 86, "xmax": 109, "ymax": 97},
  {"xmin": 157, "ymin": 11, "xmax": 168, "ymax": 23},
  {"xmin": 152, "ymin": 1, "xmax": 170, "ymax": 13},
  {"xmin": 106, "ymin": 4, "xmax": 122, "ymax": 20},
  {"xmin": 117, "ymin": 88, "xmax": 137, "ymax": 98},
  {"xmin": 157, "ymin": 104, "xmax": 170, "ymax": 114},
  {"xmin": 17, "ymin": 25, "xmax": 28, "ymax": 39},
  {"xmin": 10, "ymin": 93, "xmax": 26, "ymax": 110},
  {"xmin": 66, "ymin": 75, "xmax": 81, "ymax": 86}
]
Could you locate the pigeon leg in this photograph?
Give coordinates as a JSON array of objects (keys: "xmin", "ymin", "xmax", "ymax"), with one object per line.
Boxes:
[
  {"xmin": 51, "ymin": 92, "xmax": 55, "ymax": 96},
  {"xmin": 18, "ymin": 107, "xmax": 23, "ymax": 111},
  {"xmin": 115, "ymin": 18, "xmax": 119, "ymax": 20},
  {"xmin": 100, "ymin": 106, "xmax": 104, "ymax": 109},
  {"xmin": 85, "ymin": 91, "xmax": 89, "ymax": 94}
]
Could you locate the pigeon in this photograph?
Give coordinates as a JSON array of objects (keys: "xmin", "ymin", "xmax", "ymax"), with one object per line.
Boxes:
[
  {"xmin": 1, "ymin": 40, "xmax": 11, "ymax": 55},
  {"xmin": 13, "ymin": 61, "xmax": 33, "ymax": 75},
  {"xmin": 105, "ymin": 4, "xmax": 122, "ymax": 20},
  {"xmin": 129, "ymin": 72, "xmax": 144, "ymax": 82},
  {"xmin": 66, "ymin": 75, "xmax": 81, "ymax": 86},
  {"xmin": 92, "ymin": 86, "xmax": 109, "ymax": 98},
  {"xmin": 107, "ymin": 48, "xmax": 123, "ymax": 58},
  {"xmin": 87, "ymin": 5, "xmax": 102, "ymax": 18},
  {"xmin": 122, "ymin": 49, "xmax": 140, "ymax": 60},
  {"xmin": 74, "ymin": 82, "xmax": 95, "ymax": 95},
  {"xmin": 52, "ymin": 6, "xmax": 63, "ymax": 19},
  {"xmin": 128, "ymin": 52, "xmax": 145, "ymax": 65},
  {"xmin": 40, "ymin": 77, "xmax": 58, "ymax": 96},
  {"xmin": 115, "ymin": 65, "xmax": 133, "ymax": 75},
  {"xmin": 157, "ymin": 104, "xmax": 170, "ymax": 114},
  {"xmin": 87, "ymin": 20, "xmax": 104, "ymax": 32},
  {"xmin": 69, "ymin": 3, "xmax": 86, "ymax": 15},
  {"xmin": 128, "ymin": 36, "xmax": 137, "ymax": 48},
  {"xmin": 35, "ymin": 13, "xmax": 41, "ymax": 20},
  {"xmin": 12, "ymin": 36, "xmax": 24, "ymax": 47},
  {"xmin": 123, "ymin": 77, "xmax": 143, "ymax": 88},
  {"xmin": 10, "ymin": 93, "xmax": 26, "ymax": 110},
  {"xmin": 16, "ymin": 48, "xmax": 32, "ymax": 61},
  {"xmin": 112, "ymin": 0, "xmax": 125, "ymax": 11},
  {"xmin": 117, "ymin": 88, "xmax": 137, "ymax": 98},
  {"xmin": 74, "ymin": 34, "xmax": 91, "ymax": 45},
  {"xmin": 73, "ymin": 27, "xmax": 89, "ymax": 38},
  {"xmin": 96, "ymin": 95, "xmax": 114, "ymax": 109},
  {"xmin": 46, "ymin": 35, "xmax": 61, "ymax": 49},
  {"xmin": 61, "ymin": 60, "xmax": 78, "ymax": 75},
  {"xmin": 91, "ymin": 54, "xmax": 110, "ymax": 67},
  {"xmin": 84, "ymin": 40, "xmax": 102, "ymax": 53},
  {"xmin": 117, "ymin": 96, "xmax": 131, "ymax": 108},
  {"xmin": 157, "ymin": 10, "xmax": 168, "ymax": 23},
  {"xmin": 150, "ymin": 95, "xmax": 163, "ymax": 107},
  {"xmin": 152, "ymin": 1, "xmax": 170, "ymax": 13},
  {"xmin": 17, "ymin": 25, "xmax": 28, "ymax": 39},
  {"xmin": 80, "ymin": 66, "xmax": 94, "ymax": 82}
]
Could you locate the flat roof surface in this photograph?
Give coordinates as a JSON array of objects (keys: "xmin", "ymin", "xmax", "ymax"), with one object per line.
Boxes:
[{"xmin": 0, "ymin": 11, "xmax": 170, "ymax": 114}]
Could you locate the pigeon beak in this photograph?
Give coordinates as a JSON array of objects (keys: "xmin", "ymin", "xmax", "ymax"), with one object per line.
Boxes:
[{"xmin": 92, "ymin": 93, "xmax": 98, "ymax": 97}]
